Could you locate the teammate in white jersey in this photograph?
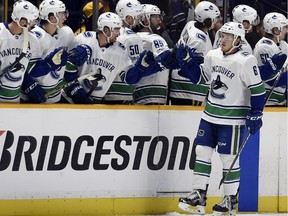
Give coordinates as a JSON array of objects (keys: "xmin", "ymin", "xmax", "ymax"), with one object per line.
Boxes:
[
  {"xmin": 21, "ymin": 0, "xmax": 91, "ymax": 104},
  {"xmin": 254, "ymin": 12, "xmax": 287, "ymax": 106},
  {"xmin": 0, "ymin": 0, "xmax": 41, "ymax": 103},
  {"xmin": 64, "ymin": 12, "xmax": 162, "ymax": 103},
  {"xmin": 176, "ymin": 22, "xmax": 266, "ymax": 215},
  {"xmin": 213, "ymin": 4, "xmax": 258, "ymax": 53},
  {"xmin": 133, "ymin": 4, "xmax": 174, "ymax": 105},
  {"xmin": 103, "ymin": 0, "xmax": 144, "ymax": 104},
  {"xmin": 169, "ymin": 1, "xmax": 220, "ymax": 105}
]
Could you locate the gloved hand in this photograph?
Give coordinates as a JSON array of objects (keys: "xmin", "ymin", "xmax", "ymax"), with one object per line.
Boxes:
[
  {"xmin": 271, "ymin": 53, "xmax": 287, "ymax": 70},
  {"xmin": 68, "ymin": 44, "xmax": 92, "ymax": 67},
  {"xmin": 155, "ymin": 49, "xmax": 180, "ymax": 70},
  {"xmin": 64, "ymin": 82, "xmax": 93, "ymax": 104},
  {"xmin": 22, "ymin": 75, "xmax": 46, "ymax": 103},
  {"xmin": 45, "ymin": 47, "xmax": 69, "ymax": 70},
  {"xmin": 246, "ymin": 110, "xmax": 263, "ymax": 135},
  {"xmin": 176, "ymin": 44, "xmax": 204, "ymax": 67},
  {"xmin": 135, "ymin": 50, "xmax": 162, "ymax": 77}
]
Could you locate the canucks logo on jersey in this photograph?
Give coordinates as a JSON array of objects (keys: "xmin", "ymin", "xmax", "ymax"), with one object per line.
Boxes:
[{"xmin": 211, "ymin": 75, "xmax": 228, "ymax": 99}]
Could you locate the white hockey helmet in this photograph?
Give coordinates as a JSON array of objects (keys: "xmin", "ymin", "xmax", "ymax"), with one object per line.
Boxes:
[
  {"xmin": 141, "ymin": 4, "xmax": 161, "ymax": 20},
  {"xmin": 11, "ymin": 0, "xmax": 39, "ymax": 26},
  {"xmin": 39, "ymin": 0, "xmax": 67, "ymax": 21},
  {"xmin": 116, "ymin": 0, "xmax": 143, "ymax": 20},
  {"xmin": 220, "ymin": 21, "xmax": 245, "ymax": 40},
  {"xmin": 194, "ymin": 1, "xmax": 220, "ymax": 23},
  {"xmin": 263, "ymin": 12, "xmax": 285, "ymax": 34},
  {"xmin": 232, "ymin": 4, "xmax": 259, "ymax": 26},
  {"xmin": 97, "ymin": 12, "xmax": 122, "ymax": 32}
]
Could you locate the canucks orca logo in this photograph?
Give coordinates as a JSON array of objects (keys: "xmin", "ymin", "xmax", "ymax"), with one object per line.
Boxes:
[
  {"xmin": 3, "ymin": 62, "xmax": 25, "ymax": 82},
  {"xmin": 209, "ymin": 5, "xmax": 214, "ymax": 10},
  {"xmin": 126, "ymin": 2, "xmax": 132, "ymax": 7},
  {"xmin": 242, "ymin": 7, "xmax": 247, "ymax": 12},
  {"xmin": 50, "ymin": 68, "xmax": 61, "ymax": 79},
  {"xmin": 23, "ymin": 4, "xmax": 29, "ymax": 10},
  {"xmin": 49, "ymin": 0, "xmax": 55, "ymax": 5},
  {"xmin": 83, "ymin": 68, "xmax": 106, "ymax": 92},
  {"xmin": 211, "ymin": 75, "xmax": 228, "ymax": 99}
]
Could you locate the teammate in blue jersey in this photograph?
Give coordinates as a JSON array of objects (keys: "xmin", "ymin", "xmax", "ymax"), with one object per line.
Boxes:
[{"xmin": 176, "ymin": 22, "xmax": 266, "ymax": 215}]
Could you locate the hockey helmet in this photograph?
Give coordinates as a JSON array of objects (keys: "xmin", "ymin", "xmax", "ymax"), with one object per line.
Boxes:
[
  {"xmin": 263, "ymin": 12, "xmax": 285, "ymax": 34},
  {"xmin": 116, "ymin": 0, "xmax": 143, "ymax": 20},
  {"xmin": 97, "ymin": 12, "xmax": 122, "ymax": 32},
  {"xmin": 39, "ymin": 0, "xmax": 67, "ymax": 21},
  {"xmin": 11, "ymin": 0, "xmax": 39, "ymax": 25},
  {"xmin": 232, "ymin": 5, "xmax": 259, "ymax": 26},
  {"xmin": 141, "ymin": 4, "xmax": 161, "ymax": 20},
  {"xmin": 194, "ymin": 1, "xmax": 220, "ymax": 23},
  {"xmin": 219, "ymin": 21, "xmax": 245, "ymax": 40}
]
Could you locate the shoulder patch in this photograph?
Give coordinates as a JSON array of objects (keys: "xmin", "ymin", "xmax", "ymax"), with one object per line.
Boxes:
[
  {"xmin": 240, "ymin": 51, "xmax": 250, "ymax": 57},
  {"xmin": 118, "ymin": 42, "xmax": 126, "ymax": 50},
  {"xmin": 33, "ymin": 31, "xmax": 42, "ymax": 39},
  {"xmin": 196, "ymin": 33, "xmax": 206, "ymax": 42},
  {"xmin": 126, "ymin": 29, "xmax": 135, "ymax": 35},
  {"xmin": 261, "ymin": 39, "xmax": 272, "ymax": 45},
  {"xmin": 83, "ymin": 31, "xmax": 93, "ymax": 38}
]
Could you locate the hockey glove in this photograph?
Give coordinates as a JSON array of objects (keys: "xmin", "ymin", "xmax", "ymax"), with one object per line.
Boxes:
[
  {"xmin": 246, "ymin": 110, "xmax": 263, "ymax": 135},
  {"xmin": 125, "ymin": 50, "xmax": 163, "ymax": 84},
  {"xmin": 64, "ymin": 82, "xmax": 93, "ymax": 104},
  {"xmin": 68, "ymin": 44, "xmax": 92, "ymax": 67},
  {"xmin": 271, "ymin": 53, "xmax": 287, "ymax": 70},
  {"xmin": 155, "ymin": 50, "xmax": 180, "ymax": 70},
  {"xmin": 45, "ymin": 47, "xmax": 69, "ymax": 70},
  {"xmin": 22, "ymin": 74, "xmax": 46, "ymax": 103},
  {"xmin": 176, "ymin": 44, "xmax": 204, "ymax": 67}
]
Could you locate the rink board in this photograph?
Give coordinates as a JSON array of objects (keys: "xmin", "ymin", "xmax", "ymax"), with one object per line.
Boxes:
[{"xmin": 0, "ymin": 104, "xmax": 286, "ymax": 215}]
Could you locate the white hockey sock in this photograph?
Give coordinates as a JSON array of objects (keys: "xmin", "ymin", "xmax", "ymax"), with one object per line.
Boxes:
[
  {"xmin": 220, "ymin": 153, "xmax": 240, "ymax": 195},
  {"xmin": 193, "ymin": 145, "xmax": 214, "ymax": 190}
]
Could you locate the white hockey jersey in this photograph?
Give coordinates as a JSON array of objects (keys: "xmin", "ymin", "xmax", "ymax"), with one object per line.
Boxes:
[
  {"xmin": 29, "ymin": 25, "xmax": 75, "ymax": 103},
  {"xmin": 74, "ymin": 31, "xmax": 134, "ymax": 101},
  {"xmin": 104, "ymin": 27, "xmax": 143, "ymax": 102},
  {"xmin": 0, "ymin": 23, "xmax": 41, "ymax": 103},
  {"xmin": 254, "ymin": 37, "xmax": 286, "ymax": 106},
  {"xmin": 170, "ymin": 21, "xmax": 211, "ymax": 102},
  {"xmin": 134, "ymin": 32, "xmax": 170, "ymax": 105},
  {"xmin": 201, "ymin": 47, "xmax": 265, "ymax": 125}
]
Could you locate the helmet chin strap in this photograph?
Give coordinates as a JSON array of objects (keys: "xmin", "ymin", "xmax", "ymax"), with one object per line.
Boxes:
[
  {"xmin": 103, "ymin": 31, "xmax": 112, "ymax": 44},
  {"xmin": 224, "ymin": 37, "xmax": 241, "ymax": 55}
]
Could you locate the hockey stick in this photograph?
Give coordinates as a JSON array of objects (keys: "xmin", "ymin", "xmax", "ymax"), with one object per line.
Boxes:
[
  {"xmin": 218, "ymin": 58, "xmax": 288, "ymax": 189},
  {"xmin": 218, "ymin": 132, "xmax": 250, "ymax": 188},
  {"xmin": 0, "ymin": 26, "xmax": 29, "ymax": 77},
  {"xmin": 45, "ymin": 68, "xmax": 102, "ymax": 98}
]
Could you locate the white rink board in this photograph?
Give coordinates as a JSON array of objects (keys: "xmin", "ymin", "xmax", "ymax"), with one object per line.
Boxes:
[{"xmin": 0, "ymin": 106, "xmax": 286, "ymax": 200}]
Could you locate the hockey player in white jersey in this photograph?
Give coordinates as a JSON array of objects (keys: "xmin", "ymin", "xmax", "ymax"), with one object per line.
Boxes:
[
  {"xmin": 176, "ymin": 22, "xmax": 266, "ymax": 215},
  {"xmin": 169, "ymin": 1, "xmax": 220, "ymax": 105},
  {"xmin": 133, "ymin": 4, "xmax": 176, "ymax": 105},
  {"xmin": 254, "ymin": 12, "xmax": 287, "ymax": 106},
  {"xmin": 103, "ymin": 0, "xmax": 144, "ymax": 104},
  {"xmin": 213, "ymin": 4, "xmax": 258, "ymax": 53},
  {"xmin": 0, "ymin": 0, "xmax": 42, "ymax": 103},
  {"xmin": 21, "ymin": 0, "xmax": 91, "ymax": 104},
  {"xmin": 64, "ymin": 12, "xmax": 162, "ymax": 103}
]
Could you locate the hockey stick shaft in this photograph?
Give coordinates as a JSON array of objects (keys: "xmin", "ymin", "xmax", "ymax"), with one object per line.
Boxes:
[
  {"xmin": 218, "ymin": 132, "xmax": 250, "ymax": 188},
  {"xmin": 45, "ymin": 69, "xmax": 101, "ymax": 98},
  {"xmin": 0, "ymin": 26, "xmax": 29, "ymax": 76}
]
